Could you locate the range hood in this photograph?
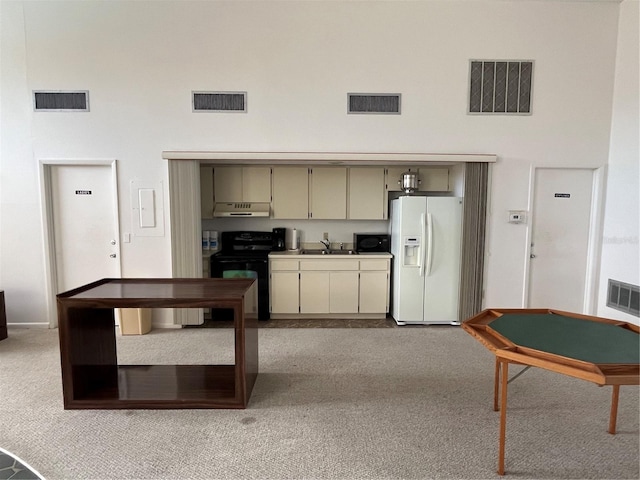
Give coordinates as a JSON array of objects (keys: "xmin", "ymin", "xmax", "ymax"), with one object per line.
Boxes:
[{"xmin": 213, "ymin": 202, "xmax": 270, "ymax": 217}]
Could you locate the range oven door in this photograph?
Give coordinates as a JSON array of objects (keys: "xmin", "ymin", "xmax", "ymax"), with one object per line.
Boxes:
[{"xmin": 210, "ymin": 257, "xmax": 269, "ymax": 320}]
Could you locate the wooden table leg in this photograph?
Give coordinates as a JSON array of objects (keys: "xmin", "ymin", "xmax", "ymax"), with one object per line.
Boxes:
[
  {"xmin": 608, "ymin": 385, "xmax": 620, "ymax": 434},
  {"xmin": 498, "ymin": 360, "xmax": 509, "ymax": 476},
  {"xmin": 494, "ymin": 358, "xmax": 501, "ymax": 411}
]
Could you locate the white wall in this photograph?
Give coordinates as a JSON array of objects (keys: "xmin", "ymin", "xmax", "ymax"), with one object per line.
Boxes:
[
  {"xmin": 597, "ymin": 0, "xmax": 639, "ymax": 324},
  {"xmin": 0, "ymin": 0, "xmax": 633, "ymax": 326}
]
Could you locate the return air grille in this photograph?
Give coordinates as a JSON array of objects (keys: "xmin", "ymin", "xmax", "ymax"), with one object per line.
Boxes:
[
  {"xmin": 33, "ymin": 91, "xmax": 89, "ymax": 111},
  {"xmin": 468, "ymin": 60, "xmax": 533, "ymax": 114},
  {"xmin": 348, "ymin": 93, "xmax": 401, "ymax": 114},
  {"xmin": 607, "ymin": 279, "xmax": 639, "ymax": 317},
  {"xmin": 193, "ymin": 92, "xmax": 247, "ymax": 112}
]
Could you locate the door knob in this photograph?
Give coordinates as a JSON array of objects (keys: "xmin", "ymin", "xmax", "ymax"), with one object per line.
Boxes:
[
  {"xmin": 110, "ymin": 240, "xmax": 117, "ymax": 245},
  {"xmin": 110, "ymin": 254, "xmax": 117, "ymax": 258}
]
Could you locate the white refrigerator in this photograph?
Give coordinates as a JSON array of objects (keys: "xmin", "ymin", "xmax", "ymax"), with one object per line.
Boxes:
[{"xmin": 390, "ymin": 196, "xmax": 463, "ymax": 325}]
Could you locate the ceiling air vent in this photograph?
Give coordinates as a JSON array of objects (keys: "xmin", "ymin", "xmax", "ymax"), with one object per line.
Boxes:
[
  {"xmin": 348, "ymin": 93, "xmax": 401, "ymax": 115},
  {"xmin": 33, "ymin": 91, "xmax": 89, "ymax": 112},
  {"xmin": 193, "ymin": 91, "xmax": 247, "ymax": 112},
  {"xmin": 468, "ymin": 60, "xmax": 533, "ymax": 115},
  {"xmin": 607, "ymin": 279, "xmax": 639, "ymax": 317}
]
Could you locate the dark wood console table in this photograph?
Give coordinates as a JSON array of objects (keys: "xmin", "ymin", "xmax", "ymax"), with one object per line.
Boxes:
[{"xmin": 56, "ymin": 278, "xmax": 258, "ymax": 409}]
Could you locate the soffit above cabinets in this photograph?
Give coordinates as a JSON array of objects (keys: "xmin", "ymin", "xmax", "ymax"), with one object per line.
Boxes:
[{"xmin": 162, "ymin": 151, "xmax": 498, "ymax": 165}]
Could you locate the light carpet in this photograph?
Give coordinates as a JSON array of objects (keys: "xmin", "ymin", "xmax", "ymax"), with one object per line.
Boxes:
[{"xmin": 0, "ymin": 326, "xmax": 638, "ymax": 479}]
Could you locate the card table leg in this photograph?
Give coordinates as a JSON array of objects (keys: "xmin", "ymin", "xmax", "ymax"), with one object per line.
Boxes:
[
  {"xmin": 494, "ymin": 358, "xmax": 500, "ymax": 411},
  {"xmin": 498, "ymin": 360, "xmax": 509, "ymax": 476},
  {"xmin": 608, "ymin": 385, "xmax": 620, "ymax": 434}
]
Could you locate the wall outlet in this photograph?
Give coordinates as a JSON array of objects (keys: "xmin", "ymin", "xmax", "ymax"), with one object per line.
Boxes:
[{"xmin": 323, "ymin": 232, "xmax": 329, "ymax": 240}]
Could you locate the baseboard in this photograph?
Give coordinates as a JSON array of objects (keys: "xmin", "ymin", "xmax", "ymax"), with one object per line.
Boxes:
[{"xmin": 6, "ymin": 322, "xmax": 50, "ymax": 328}]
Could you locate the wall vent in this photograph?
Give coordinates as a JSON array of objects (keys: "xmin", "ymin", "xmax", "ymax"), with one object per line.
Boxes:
[
  {"xmin": 348, "ymin": 93, "xmax": 401, "ymax": 114},
  {"xmin": 468, "ymin": 60, "xmax": 533, "ymax": 115},
  {"xmin": 607, "ymin": 279, "xmax": 639, "ymax": 317},
  {"xmin": 192, "ymin": 92, "xmax": 247, "ymax": 112},
  {"xmin": 33, "ymin": 91, "xmax": 89, "ymax": 111}
]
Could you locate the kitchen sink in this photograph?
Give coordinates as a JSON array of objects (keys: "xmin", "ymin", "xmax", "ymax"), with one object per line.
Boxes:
[{"xmin": 300, "ymin": 249, "xmax": 358, "ymax": 255}]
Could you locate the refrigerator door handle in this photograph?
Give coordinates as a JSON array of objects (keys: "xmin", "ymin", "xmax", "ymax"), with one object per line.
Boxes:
[
  {"xmin": 419, "ymin": 212, "xmax": 426, "ymax": 276},
  {"xmin": 425, "ymin": 213, "xmax": 434, "ymax": 276}
]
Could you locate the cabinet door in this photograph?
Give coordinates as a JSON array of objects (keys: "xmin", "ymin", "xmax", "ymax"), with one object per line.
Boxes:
[
  {"xmin": 386, "ymin": 166, "xmax": 415, "ymax": 192},
  {"xmin": 299, "ymin": 271, "xmax": 329, "ymax": 313},
  {"xmin": 243, "ymin": 167, "xmax": 272, "ymax": 202},
  {"xmin": 309, "ymin": 167, "xmax": 347, "ymax": 219},
  {"xmin": 214, "ymin": 166, "xmax": 243, "ymax": 202},
  {"xmin": 359, "ymin": 271, "xmax": 389, "ymax": 313},
  {"xmin": 272, "ymin": 167, "xmax": 309, "ymax": 219},
  {"xmin": 418, "ymin": 167, "xmax": 449, "ymax": 191},
  {"xmin": 200, "ymin": 166, "xmax": 215, "ymax": 218},
  {"xmin": 270, "ymin": 272, "xmax": 299, "ymax": 314},
  {"xmin": 348, "ymin": 167, "xmax": 386, "ymax": 220},
  {"xmin": 330, "ymin": 271, "xmax": 359, "ymax": 313}
]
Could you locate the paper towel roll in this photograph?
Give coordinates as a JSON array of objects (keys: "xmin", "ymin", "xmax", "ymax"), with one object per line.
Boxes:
[{"xmin": 291, "ymin": 228, "xmax": 298, "ymax": 250}]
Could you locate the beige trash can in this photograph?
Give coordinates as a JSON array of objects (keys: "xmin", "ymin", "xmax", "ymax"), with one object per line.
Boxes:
[{"xmin": 118, "ymin": 308, "xmax": 152, "ymax": 335}]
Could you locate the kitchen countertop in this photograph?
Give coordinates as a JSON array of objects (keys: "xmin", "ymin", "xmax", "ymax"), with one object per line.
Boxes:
[{"xmin": 269, "ymin": 251, "xmax": 392, "ymax": 258}]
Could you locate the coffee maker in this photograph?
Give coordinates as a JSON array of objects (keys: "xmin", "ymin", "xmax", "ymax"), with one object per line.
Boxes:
[{"xmin": 272, "ymin": 228, "xmax": 286, "ymax": 251}]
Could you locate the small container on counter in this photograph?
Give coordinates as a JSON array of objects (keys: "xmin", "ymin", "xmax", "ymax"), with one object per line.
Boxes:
[{"xmin": 202, "ymin": 230, "xmax": 210, "ymax": 250}]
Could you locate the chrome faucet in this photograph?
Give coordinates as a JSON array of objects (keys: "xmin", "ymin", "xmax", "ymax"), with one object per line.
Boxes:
[{"xmin": 319, "ymin": 239, "xmax": 330, "ymax": 251}]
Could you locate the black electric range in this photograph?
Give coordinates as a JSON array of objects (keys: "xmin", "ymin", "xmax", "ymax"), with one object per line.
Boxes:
[{"xmin": 209, "ymin": 231, "xmax": 277, "ymax": 320}]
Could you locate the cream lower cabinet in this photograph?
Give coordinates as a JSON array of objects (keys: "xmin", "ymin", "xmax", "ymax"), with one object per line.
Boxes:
[
  {"xmin": 269, "ymin": 255, "xmax": 390, "ymax": 318},
  {"xmin": 270, "ymin": 259, "xmax": 300, "ymax": 314},
  {"xmin": 299, "ymin": 270, "xmax": 359, "ymax": 314},
  {"xmin": 359, "ymin": 258, "xmax": 390, "ymax": 314},
  {"xmin": 300, "ymin": 271, "xmax": 330, "ymax": 313},
  {"xmin": 299, "ymin": 260, "xmax": 359, "ymax": 314}
]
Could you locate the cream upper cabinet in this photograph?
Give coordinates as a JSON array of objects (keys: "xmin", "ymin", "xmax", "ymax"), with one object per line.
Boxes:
[
  {"xmin": 214, "ymin": 166, "xmax": 271, "ymax": 203},
  {"xmin": 309, "ymin": 167, "xmax": 347, "ymax": 219},
  {"xmin": 348, "ymin": 167, "xmax": 386, "ymax": 220},
  {"xmin": 385, "ymin": 167, "xmax": 415, "ymax": 192},
  {"xmin": 213, "ymin": 166, "xmax": 242, "ymax": 202},
  {"xmin": 243, "ymin": 167, "xmax": 272, "ymax": 202},
  {"xmin": 386, "ymin": 166, "xmax": 449, "ymax": 192},
  {"xmin": 271, "ymin": 167, "xmax": 309, "ymax": 219},
  {"xmin": 418, "ymin": 167, "xmax": 450, "ymax": 191},
  {"xmin": 200, "ymin": 165, "xmax": 215, "ymax": 218}
]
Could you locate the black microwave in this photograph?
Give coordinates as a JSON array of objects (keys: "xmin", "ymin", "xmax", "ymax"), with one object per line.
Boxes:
[{"xmin": 353, "ymin": 234, "xmax": 390, "ymax": 253}]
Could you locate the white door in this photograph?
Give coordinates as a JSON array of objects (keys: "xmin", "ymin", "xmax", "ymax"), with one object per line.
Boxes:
[
  {"xmin": 528, "ymin": 168, "xmax": 593, "ymax": 312},
  {"xmin": 50, "ymin": 164, "xmax": 120, "ymax": 293}
]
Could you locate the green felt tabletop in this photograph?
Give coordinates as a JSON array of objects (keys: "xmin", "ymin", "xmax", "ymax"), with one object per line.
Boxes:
[{"xmin": 490, "ymin": 313, "xmax": 640, "ymax": 364}]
